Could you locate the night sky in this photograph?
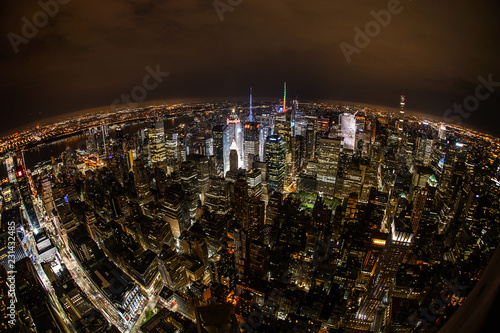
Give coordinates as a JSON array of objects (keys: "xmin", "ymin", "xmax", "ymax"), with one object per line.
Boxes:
[{"xmin": 1, "ymin": 0, "xmax": 500, "ymax": 137}]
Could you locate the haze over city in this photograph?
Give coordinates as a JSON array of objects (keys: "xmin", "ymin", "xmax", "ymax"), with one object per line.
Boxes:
[{"xmin": 1, "ymin": 0, "xmax": 500, "ymax": 136}]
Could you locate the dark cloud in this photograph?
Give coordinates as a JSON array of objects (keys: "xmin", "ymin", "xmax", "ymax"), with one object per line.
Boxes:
[{"xmin": 1, "ymin": 0, "xmax": 500, "ymax": 136}]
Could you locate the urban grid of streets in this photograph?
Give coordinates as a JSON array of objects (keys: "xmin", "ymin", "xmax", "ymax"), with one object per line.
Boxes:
[
  {"xmin": 3, "ymin": 100, "xmax": 500, "ymax": 332},
  {"xmin": 31, "ymin": 181, "xmax": 133, "ymax": 332}
]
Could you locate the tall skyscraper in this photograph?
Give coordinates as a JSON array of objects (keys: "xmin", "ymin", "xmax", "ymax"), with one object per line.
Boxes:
[
  {"xmin": 165, "ymin": 132, "xmax": 179, "ymax": 173},
  {"xmin": 244, "ymin": 197, "xmax": 265, "ymax": 240},
  {"xmin": 205, "ymin": 177, "xmax": 230, "ymax": 215},
  {"xmin": 415, "ymin": 133, "xmax": 433, "ymax": 166},
  {"xmin": 233, "ymin": 227, "xmax": 249, "ymax": 277},
  {"xmin": 439, "ymin": 141, "xmax": 467, "ymax": 201},
  {"xmin": 149, "ymin": 119, "xmax": 167, "ymax": 169},
  {"xmin": 398, "ymin": 95, "xmax": 406, "ymax": 132},
  {"xmin": 400, "ymin": 95, "xmax": 405, "ymax": 115},
  {"xmin": 255, "ymin": 113, "xmax": 274, "ymax": 162},
  {"xmin": 86, "ymin": 127, "xmax": 107, "ymax": 155},
  {"xmin": 275, "ymin": 111, "xmax": 293, "ymax": 187},
  {"xmin": 410, "ymin": 188, "xmax": 428, "ymax": 233},
  {"xmin": 227, "ymin": 109, "xmax": 243, "ymax": 168},
  {"xmin": 243, "ymin": 122, "xmax": 260, "ymax": 170},
  {"xmin": 265, "ymin": 135, "xmax": 286, "ymax": 192},
  {"xmin": 133, "ymin": 158, "xmax": 151, "ymax": 199},
  {"xmin": 291, "ymin": 99, "xmax": 298, "ymax": 137},
  {"xmin": 355, "ymin": 217, "xmax": 414, "ymax": 323},
  {"xmin": 115, "ymin": 126, "xmax": 124, "ymax": 155},
  {"xmin": 248, "ymin": 240, "xmax": 268, "ymax": 278},
  {"xmin": 5, "ymin": 156, "xmax": 16, "ymax": 184},
  {"xmin": 316, "ymin": 137, "xmax": 343, "ymax": 197},
  {"xmin": 186, "ymin": 154, "xmax": 210, "ymax": 204},
  {"xmin": 246, "ymin": 169, "xmax": 262, "ymax": 197},
  {"xmin": 212, "ymin": 125, "xmax": 230, "ymax": 177},
  {"xmin": 233, "ymin": 179, "xmax": 248, "ymax": 224},
  {"xmin": 138, "ymin": 128, "xmax": 151, "ymax": 162},
  {"xmin": 229, "ymin": 141, "xmax": 239, "ymax": 173},
  {"xmin": 283, "ymin": 82, "xmax": 287, "ymax": 113},
  {"xmin": 160, "ymin": 196, "xmax": 191, "ymax": 239},
  {"xmin": 266, "ymin": 191, "xmax": 282, "ymax": 226},
  {"xmin": 438, "ymin": 123, "xmax": 447, "ymax": 141},
  {"xmin": 179, "ymin": 160, "xmax": 199, "ymax": 222},
  {"xmin": 341, "ymin": 113, "xmax": 356, "ymax": 151}
]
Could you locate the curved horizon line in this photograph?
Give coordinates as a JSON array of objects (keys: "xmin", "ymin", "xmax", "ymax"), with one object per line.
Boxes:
[{"xmin": 0, "ymin": 97, "xmax": 486, "ymax": 140}]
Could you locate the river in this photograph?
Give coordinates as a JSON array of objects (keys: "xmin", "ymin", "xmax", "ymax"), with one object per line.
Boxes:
[{"xmin": 19, "ymin": 116, "xmax": 193, "ymax": 171}]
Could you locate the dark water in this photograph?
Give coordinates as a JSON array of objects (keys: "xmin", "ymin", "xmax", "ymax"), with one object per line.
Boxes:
[
  {"xmin": 23, "ymin": 135, "xmax": 88, "ymax": 170},
  {"xmin": 20, "ymin": 117, "xmax": 192, "ymax": 171}
]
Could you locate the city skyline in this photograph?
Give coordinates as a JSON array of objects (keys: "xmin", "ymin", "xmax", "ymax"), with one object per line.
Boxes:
[
  {"xmin": 1, "ymin": 1, "xmax": 500, "ymax": 332},
  {"xmin": 1, "ymin": 98, "xmax": 499, "ymax": 332}
]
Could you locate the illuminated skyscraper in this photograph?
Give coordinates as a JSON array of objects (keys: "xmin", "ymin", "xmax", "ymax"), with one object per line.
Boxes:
[
  {"xmin": 86, "ymin": 127, "xmax": 106, "ymax": 155},
  {"xmin": 398, "ymin": 95, "xmax": 406, "ymax": 132},
  {"xmin": 246, "ymin": 169, "xmax": 262, "ymax": 197},
  {"xmin": 5, "ymin": 156, "xmax": 16, "ymax": 184},
  {"xmin": 316, "ymin": 137, "xmax": 342, "ymax": 197},
  {"xmin": 410, "ymin": 188, "xmax": 428, "ymax": 233},
  {"xmin": 179, "ymin": 161, "xmax": 199, "ymax": 222},
  {"xmin": 205, "ymin": 177, "xmax": 230, "ymax": 215},
  {"xmin": 355, "ymin": 217, "xmax": 414, "ymax": 323},
  {"xmin": 227, "ymin": 109, "xmax": 243, "ymax": 168},
  {"xmin": 291, "ymin": 99, "xmax": 298, "ymax": 137},
  {"xmin": 439, "ymin": 141, "xmax": 467, "ymax": 201},
  {"xmin": 165, "ymin": 132, "xmax": 178, "ymax": 174},
  {"xmin": 265, "ymin": 135, "xmax": 286, "ymax": 192},
  {"xmin": 275, "ymin": 111, "xmax": 293, "ymax": 186},
  {"xmin": 255, "ymin": 113, "xmax": 274, "ymax": 162},
  {"xmin": 160, "ymin": 196, "xmax": 191, "ymax": 239},
  {"xmin": 341, "ymin": 113, "xmax": 356, "ymax": 151},
  {"xmin": 149, "ymin": 119, "xmax": 167, "ymax": 169},
  {"xmin": 186, "ymin": 154, "xmax": 209, "ymax": 204},
  {"xmin": 243, "ymin": 122, "xmax": 260, "ymax": 170},
  {"xmin": 283, "ymin": 82, "xmax": 287, "ymax": 112},
  {"xmin": 438, "ymin": 123, "xmax": 447, "ymax": 141},
  {"xmin": 158, "ymin": 246, "xmax": 188, "ymax": 290},
  {"xmin": 415, "ymin": 133, "xmax": 433, "ymax": 166},
  {"xmin": 138, "ymin": 128, "xmax": 151, "ymax": 162}
]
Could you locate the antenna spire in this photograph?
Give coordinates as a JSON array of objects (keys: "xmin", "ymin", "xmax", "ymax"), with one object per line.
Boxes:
[
  {"xmin": 283, "ymin": 82, "xmax": 287, "ymax": 112},
  {"xmin": 249, "ymin": 87, "xmax": 253, "ymax": 122}
]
